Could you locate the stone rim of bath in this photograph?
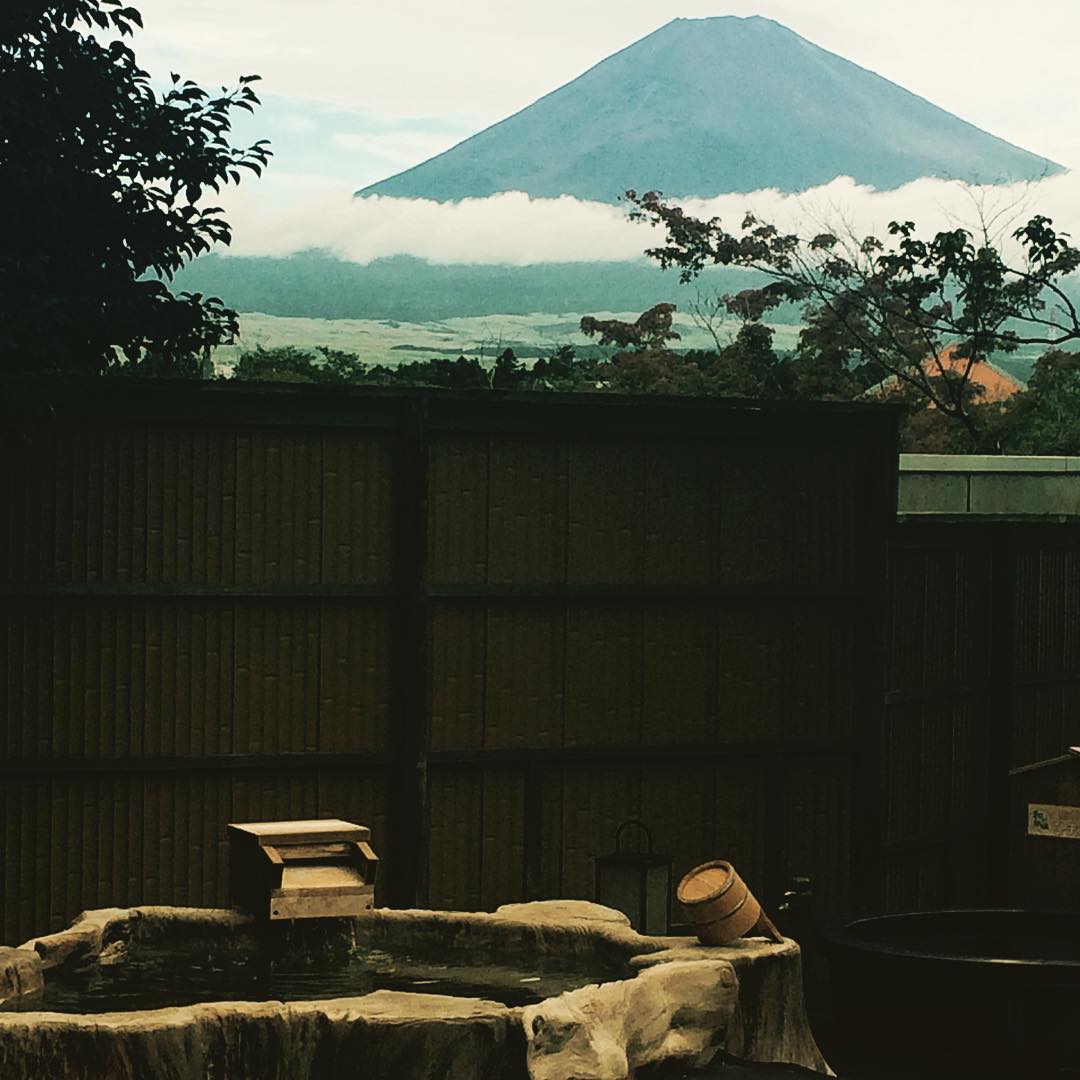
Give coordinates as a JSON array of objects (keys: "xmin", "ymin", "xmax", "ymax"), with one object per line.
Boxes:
[{"xmin": 1, "ymin": 901, "xmax": 830, "ymax": 1078}]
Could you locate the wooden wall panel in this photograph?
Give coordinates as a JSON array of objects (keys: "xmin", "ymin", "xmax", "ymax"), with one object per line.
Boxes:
[
  {"xmin": 539, "ymin": 771, "xmax": 565, "ymax": 900},
  {"xmin": 716, "ymin": 610, "xmax": 854, "ymax": 743},
  {"xmin": 483, "ymin": 607, "xmax": 564, "ymax": 749},
  {"xmin": 2, "ymin": 603, "xmax": 244, "ymax": 761},
  {"xmin": 717, "ymin": 445, "xmax": 862, "ymax": 587},
  {"xmin": 566, "ymin": 442, "xmax": 645, "ymax": 584},
  {"xmin": 1, "ymin": 393, "xmax": 898, "ymax": 943},
  {"xmin": 640, "ymin": 764, "xmax": 714, "ymax": 891},
  {"xmin": 642, "ymin": 443, "xmax": 721, "ymax": 584},
  {"xmin": 3, "ymin": 780, "xmax": 20, "ymax": 943},
  {"xmin": 428, "ymin": 438, "xmax": 489, "ymax": 584},
  {"xmin": 564, "ymin": 609, "xmax": 643, "ymax": 746},
  {"xmin": 428, "ymin": 606, "xmax": 485, "ymax": 753},
  {"xmin": 642, "ymin": 610, "xmax": 714, "ymax": 745},
  {"xmin": 321, "ymin": 435, "xmax": 394, "ymax": 584},
  {"xmin": 0, "ymin": 773, "xmax": 265, "ymax": 941},
  {"xmin": 786, "ymin": 761, "xmax": 852, "ymax": 916},
  {"xmin": 317, "ymin": 604, "xmax": 392, "ymax": 754},
  {"xmin": 560, "ymin": 766, "xmax": 640, "ymax": 900},
  {"xmin": 480, "ymin": 770, "xmax": 526, "ymax": 910},
  {"xmin": 885, "ymin": 524, "xmax": 1080, "ymax": 912},
  {"xmin": 713, "ymin": 764, "xmax": 768, "ymax": 901},
  {"xmin": 426, "ymin": 770, "xmax": 483, "ymax": 910},
  {"xmin": 4, "ymin": 428, "xmax": 254, "ymax": 586},
  {"xmin": 1011, "ymin": 684, "xmax": 1080, "ymax": 769},
  {"xmin": 233, "ymin": 603, "xmax": 322, "ymax": 755},
  {"xmin": 486, "ymin": 438, "xmax": 568, "ymax": 584}
]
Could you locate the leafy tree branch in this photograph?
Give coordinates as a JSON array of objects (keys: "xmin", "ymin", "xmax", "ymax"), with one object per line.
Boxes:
[
  {"xmin": 625, "ymin": 189, "xmax": 1080, "ymax": 432},
  {"xmin": 1, "ymin": 0, "xmax": 271, "ymax": 374}
]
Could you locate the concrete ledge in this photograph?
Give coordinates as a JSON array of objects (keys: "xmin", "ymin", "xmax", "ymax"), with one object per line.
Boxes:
[
  {"xmin": 898, "ymin": 472, "xmax": 969, "ymax": 513},
  {"xmin": 970, "ymin": 474, "xmax": 1080, "ymax": 515},
  {"xmin": 899, "ymin": 456, "xmax": 1080, "ymax": 515}
]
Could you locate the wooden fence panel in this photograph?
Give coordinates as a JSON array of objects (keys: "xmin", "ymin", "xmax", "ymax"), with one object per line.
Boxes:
[
  {"xmin": 1, "ymin": 382, "xmax": 895, "ymax": 943},
  {"xmin": 563, "ymin": 608, "xmax": 644, "ymax": 747},
  {"xmin": 884, "ymin": 522, "xmax": 1080, "ymax": 911},
  {"xmin": 482, "ymin": 606, "xmax": 565, "ymax": 750},
  {"xmin": 486, "ymin": 437, "xmax": 568, "ymax": 584}
]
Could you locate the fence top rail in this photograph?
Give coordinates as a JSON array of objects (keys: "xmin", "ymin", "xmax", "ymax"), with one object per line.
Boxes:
[
  {"xmin": 5, "ymin": 375, "xmax": 904, "ymax": 438},
  {"xmin": 893, "ymin": 515, "xmax": 1080, "ymax": 536}
]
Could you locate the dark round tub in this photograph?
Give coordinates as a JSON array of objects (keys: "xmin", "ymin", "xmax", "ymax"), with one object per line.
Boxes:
[{"xmin": 819, "ymin": 909, "xmax": 1080, "ymax": 1078}]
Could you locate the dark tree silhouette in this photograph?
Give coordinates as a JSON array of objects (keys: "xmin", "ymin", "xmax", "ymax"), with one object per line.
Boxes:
[
  {"xmin": 0, "ymin": 0, "xmax": 270, "ymax": 375},
  {"xmin": 580, "ymin": 303, "xmax": 681, "ymax": 351}
]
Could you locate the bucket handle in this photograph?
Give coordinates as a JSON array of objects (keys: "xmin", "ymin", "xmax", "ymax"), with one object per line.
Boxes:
[{"xmin": 614, "ymin": 818, "xmax": 653, "ymax": 854}]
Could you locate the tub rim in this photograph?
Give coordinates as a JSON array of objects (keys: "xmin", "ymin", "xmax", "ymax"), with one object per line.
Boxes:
[{"xmin": 818, "ymin": 906, "xmax": 1080, "ymax": 975}]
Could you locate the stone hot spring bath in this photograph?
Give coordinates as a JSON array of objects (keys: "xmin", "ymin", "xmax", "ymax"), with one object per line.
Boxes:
[{"xmin": 0, "ymin": 900, "xmax": 828, "ymax": 1079}]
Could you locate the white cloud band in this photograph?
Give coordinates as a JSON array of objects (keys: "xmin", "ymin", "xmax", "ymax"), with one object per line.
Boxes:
[{"xmin": 211, "ymin": 171, "xmax": 1077, "ymax": 267}]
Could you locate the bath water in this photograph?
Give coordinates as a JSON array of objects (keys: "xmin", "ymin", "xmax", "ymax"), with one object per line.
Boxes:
[{"xmin": 30, "ymin": 949, "xmax": 597, "ymax": 1013}]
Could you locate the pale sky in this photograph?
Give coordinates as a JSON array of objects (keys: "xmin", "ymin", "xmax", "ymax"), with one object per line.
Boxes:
[{"xmin": 126, "ymin": 0, "xmax": 1080, "ymax": 262}]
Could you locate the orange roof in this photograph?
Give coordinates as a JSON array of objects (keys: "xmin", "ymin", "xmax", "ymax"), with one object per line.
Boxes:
[
  {"xmin": 865, "ymin": 343, "xmax": 1024, "ymax": 403},
  {"xmin": 926, "ymin": 344, "xmax": 1023, "ymax": 403}
]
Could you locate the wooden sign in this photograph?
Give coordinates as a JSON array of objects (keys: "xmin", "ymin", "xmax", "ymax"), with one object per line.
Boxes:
[{"xmin": 1027, "ymin": 803, "xmax": 1080, "ymax": 840}]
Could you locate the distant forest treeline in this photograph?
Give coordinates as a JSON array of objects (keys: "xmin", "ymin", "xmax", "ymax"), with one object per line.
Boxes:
[{"xmin": 169, "ymin": 251, "xmax": 798, "ymax": 323}]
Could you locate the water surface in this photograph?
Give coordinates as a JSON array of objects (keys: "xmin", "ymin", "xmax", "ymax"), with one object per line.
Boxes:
[{"xmin": 32, "ymin": 949, "xmax": 598, "ymax": 1013}]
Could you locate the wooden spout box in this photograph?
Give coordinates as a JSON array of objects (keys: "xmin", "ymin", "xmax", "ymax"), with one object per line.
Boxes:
[{"xmin": 227, "ymin": 819, "xmax": 378, "ymax": 920}]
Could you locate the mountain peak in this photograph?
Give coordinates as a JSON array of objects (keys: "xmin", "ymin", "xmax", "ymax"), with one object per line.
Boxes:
[
  {"xmin": 665, "ymin": 15, "xmax": 787, "ymax": 29},
  {"xmin": 358, "ymin": 18, "xmax": 1062, "ymax": 204}
]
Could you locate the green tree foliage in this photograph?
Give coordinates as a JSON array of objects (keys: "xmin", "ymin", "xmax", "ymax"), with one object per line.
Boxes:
[
  {"xmin": 576, "ymin": 307, "xmax": 798, "ymax": 398},
  {"xmin": 229, "ymin": 342, "xmax": 611, "ymax": 393},
  {"xmin": 787, "ymin": 303, "xmax": 884, "ymax": 401},
  {"xmin": 989, "ymin": 350, "xmax": 1080, "ymax": 454},
  {"xmin": 1, "ymin": 0, "xmax": 270, "ymax": 374},
  {"xmin": 231, "ymin": 345, "xmax": 331, "ymax": 383},
  {"xmin": 707, "ymin": 323, "xmax": 790, "ymax": 398},
  {"xmin": 626, "ymin": 189, "xmax": 1080, "ymax": 436},
  {"xmin": 225, "ymin": 334, "xmax": 1074, "ymax": 456},
  {"xmin": 579, "ymin": 303, "xmax": 681, "ymax": 351},
  {"xmin": 528, "ymin": 345, "xmax": 591, "ymax": 391},
  {"xmin": 230, "ymin": 345, "xmax": 497, "ymax": 390}
]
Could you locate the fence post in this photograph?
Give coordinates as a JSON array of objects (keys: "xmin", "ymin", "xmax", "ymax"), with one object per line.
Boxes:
[
  {"xmin": 987, "ymin": 525, "xmax": 1016, "ymax": 904},
  {"xmin": 386, "ymin": 396, "xmax": 430, "ymax": 907},
  {"xmin": 852, "ymin": 416, "xmax": 899, "ymax": 914}
]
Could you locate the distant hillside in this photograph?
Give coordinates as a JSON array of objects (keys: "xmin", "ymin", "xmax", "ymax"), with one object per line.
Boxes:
[
  {"xmin": 170, "ymin": 251, "xmax": 792, "ymax": 323},
  {"xmin": 358, "ymin": 16, "xmax": 1062, "ymax": 203}
]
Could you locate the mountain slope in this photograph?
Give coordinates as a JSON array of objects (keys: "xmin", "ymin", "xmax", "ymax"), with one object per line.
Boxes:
[
  {"xmin": 358, "ymin": 16, "xmax": 1062, "ymax": 203},
  {"xmin": 170, "ymin": 252, "xmax": 784, "ymax": 323}
]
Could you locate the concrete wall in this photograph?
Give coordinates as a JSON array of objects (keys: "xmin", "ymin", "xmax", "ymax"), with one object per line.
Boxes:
[{"xmin": 899, "ymin": 455, "xmax": 1080, "ymax": 517}]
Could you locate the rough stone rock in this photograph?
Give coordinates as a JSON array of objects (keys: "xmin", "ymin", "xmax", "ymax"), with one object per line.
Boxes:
[
  {"xmin": 494, "ymin": 901, "xmax": 631, "ymax": 927},
  {"xmin": 632, "ymin": 937, "xmax": 831, "ymax": 1074},
  {"xmin": 18, "ymin": 907, "xmax": 129, "ymax": 971},
  {"xmin": 97, "ymin": 905, "xmax": 262, "ymax": 970},
  {"xmin": 523, "ymin": 959, "xmax": 739, "ymax": 1080},
  {"xmin": 0, "ymin": 948, "xmax": 43, "ymax": 1009},
  {"xmin": 0, "ymin": 992, "xmax": 526, "ymax": 1080},
  {"xmin": 355, "ymin": 906, "xmax": 651, "ymax": 975}
]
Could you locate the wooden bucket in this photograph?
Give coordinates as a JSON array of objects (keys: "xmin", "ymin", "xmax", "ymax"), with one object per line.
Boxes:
[{"xmin": 676, "ymin": 860, "xmax": 782, "ymax": 945}]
